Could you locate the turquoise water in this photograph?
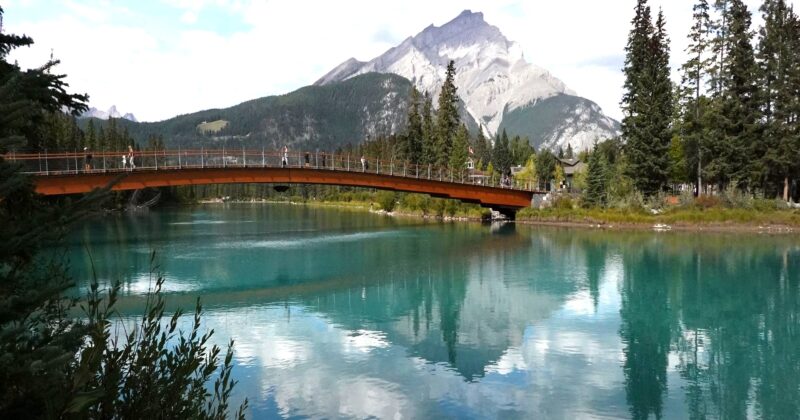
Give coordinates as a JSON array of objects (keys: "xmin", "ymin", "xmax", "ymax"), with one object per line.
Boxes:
[{"xmin": 65, "ymin": 204, "xmax": 800, "ymax": 419}]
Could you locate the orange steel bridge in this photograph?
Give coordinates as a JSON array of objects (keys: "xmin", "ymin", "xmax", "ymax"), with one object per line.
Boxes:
[{"xmin": 5, "ymin": 149, "xmax": 541, "ymax": 217}]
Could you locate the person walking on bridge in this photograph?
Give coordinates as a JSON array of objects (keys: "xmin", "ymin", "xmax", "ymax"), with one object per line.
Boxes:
[
  {"xmin": 127, "ymin": 145, "xmax": 136, "ymax": 170},
  {"xmin": 360, "ymin": 155, "xmax": 366, "ymax": 172},
  {"xmin": 281, "ymin": 145, "xmax": 289, "ymax": 168},
  {"xmin": 83, "ymin": 147, "xmax": 93, "ymax": 172}
]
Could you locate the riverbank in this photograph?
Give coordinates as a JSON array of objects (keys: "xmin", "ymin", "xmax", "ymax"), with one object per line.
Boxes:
[
  {"xmin": 516, "ymin": 207, "xmax": 800, "ymax": 233},
  {"xmin": 196, "ymin": 197, "xmax": 800, "ymax": 233}
]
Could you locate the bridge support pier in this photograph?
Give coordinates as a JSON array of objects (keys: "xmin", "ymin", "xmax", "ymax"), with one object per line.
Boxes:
[{"xmin": 493, "ymin": 207, "xmax": 517, "ymax": 221}]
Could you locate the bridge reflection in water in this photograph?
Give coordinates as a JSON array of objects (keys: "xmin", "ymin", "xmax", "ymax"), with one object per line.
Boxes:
[{"xmin": 6, "ymin": 149, "xmax": 541, "ymax": 217}]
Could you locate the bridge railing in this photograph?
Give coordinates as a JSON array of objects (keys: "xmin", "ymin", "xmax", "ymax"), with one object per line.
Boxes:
[{"xmin": 3, "ymin": 149, "xmax": 538, "ymax": 192}]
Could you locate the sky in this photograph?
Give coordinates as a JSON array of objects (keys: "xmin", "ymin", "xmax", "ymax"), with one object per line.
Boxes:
[{"xmin": 3, "ymin": 0, "xmax": 793, "ymax": 122}]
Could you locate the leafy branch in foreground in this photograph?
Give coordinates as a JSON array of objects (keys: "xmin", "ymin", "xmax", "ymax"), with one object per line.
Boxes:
[{"xmin": 71, "ymin": 252, "xmax": 247, "ymax": 419}]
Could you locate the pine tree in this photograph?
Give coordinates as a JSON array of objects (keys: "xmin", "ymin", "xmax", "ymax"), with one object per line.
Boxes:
[
  {"xmin": 584, "ymin": 148, "xmax": 608, "ymax": 207},
  {"xmin": 757, "ymin": 0, "xmax": 798, "ymax": 199},
  {"xmin": 402, "ymin": 86, "xmax": 423, "ymax": 164},
  {"xmin": 420, "ymin": 91, "xmax": 435, "ymax": 165},
  {"xmin": 85, "ymin": 119, "xmax": 96, "ymax": 150},
  {"xmin": 622, "ymin": 4, "xmax": 673, "ymax": 196},
  {"xmin": 492, "ymin": 129, "xmax": 512, "ymax": 174},
  {"xmin": 622, "ymin": 0, "xmax": 654, "ymax": 124},
  {"xmin": 535, "ymin": 149, "xmax": 557, "ymax": 190},
  {"xmin": 434, "ymin": 60, "xmax": 460, "ymax": 167},
  {"xmin": 565, "ymin": 143, "xmax": 574, "ymax": 159},
  {"xmin": 717, "ymin": 0, "xmax": 760, "ymax": 190},
  {"xmin": 449, "ymin": 124, "xmax": 469, "ymax": 173},
  {"xmin": 472, "ymin": 130, "xmax": 491, "ymax": 170},
  {"xmin": 680, "ymin": 0, "xmax": 713, "ymax": 195}
]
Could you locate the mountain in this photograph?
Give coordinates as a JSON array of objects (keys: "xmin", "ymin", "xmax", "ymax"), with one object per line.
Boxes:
[
  {"xmin": 316, "ymin": 10, "xmax": 619, "ymax": 151},
  {"xmin": 84, "ymin": 73, "xmax": 413, "ymax": 151},
  {"xmin": 81, "ymin": 105, "xmax": 138, "ymax": 122}
]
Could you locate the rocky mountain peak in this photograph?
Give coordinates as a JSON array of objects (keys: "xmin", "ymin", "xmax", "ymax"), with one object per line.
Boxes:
[{"xmin": 315, "ymin": 10, "xmax": 619, "ymax": 150}]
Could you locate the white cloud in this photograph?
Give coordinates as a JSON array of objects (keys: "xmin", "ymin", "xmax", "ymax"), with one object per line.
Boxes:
[
  {"xmin": 6, "ymin": 0, "xmax": 797, "ymax": 122},
  {"xmin": 180, "ymin": 10, "xmax": 198, "ymax": 24}
]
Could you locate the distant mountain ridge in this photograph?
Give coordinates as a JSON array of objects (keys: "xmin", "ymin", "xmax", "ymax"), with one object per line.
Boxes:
[
  {"xmin": 81, "ymin": 105, "xmax": 137, "ymax": 122},
  {"xmin": 317, "ymin": 10, "xmax": 619, "ymax": 151},
  {"xmin": 82, "ymin": 73, "xmax": 414, "ymax": 151}
]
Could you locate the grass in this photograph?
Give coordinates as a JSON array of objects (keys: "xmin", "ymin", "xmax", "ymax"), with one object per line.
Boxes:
[
  {"xmin": 196, "ymin": 119, "xmax": 229, "ymax": 133},
  {"xmin": 517, "ymin": 206, "xmax": 800, "ymax": 227}
]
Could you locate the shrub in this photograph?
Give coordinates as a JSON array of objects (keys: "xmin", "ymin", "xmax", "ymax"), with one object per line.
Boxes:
[
  {"xmin": 553, "ymin": 196, "xmax": 575, "ymax": 210},
  {"xmin": 694, "ymin": 195, "xmax": 722, "ymax": 209},
  {"xmin": 610, "ymin": 191, "xmax": 646, "ymax": 212},
  {"xmin": 720, "ymin": 184, "xmax": 752, "ymax": 208},
  {"xmin": 375, "ymin": 191, "xmax": 397, "ymax": 212},
  {"xmin": 753, "ymin": 198, "xmax": 780, "ymax": 212}
]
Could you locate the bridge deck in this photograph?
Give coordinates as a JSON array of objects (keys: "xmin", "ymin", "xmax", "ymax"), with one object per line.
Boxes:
[{"xmin": 5, "ymin": 149, "xmax": 542, "ymax": 211}]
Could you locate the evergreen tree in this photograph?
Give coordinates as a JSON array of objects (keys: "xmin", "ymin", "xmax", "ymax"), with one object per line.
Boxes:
[
  {"xmin": 584, "ymin": 148, "xmax": 608, "ymax": 207},
  {"xmin": 420, "ymin": 91, "xmax": 435, "ymax": 165},
  {"xmin": 535, "ymin": 149, "xmax": 557, "ymax": 190},
  {"xmin": 472, "ymin": 130, "xmax": 492, "ymax": 170},
  {"xmin": 0, "ymin": 7, "xmax": 245, "ymax": 417},
  {"xmin": 757, "ymin": 0, "xmax": 799, "ymax": 199},
  {"xmin": 622, "ymin": 4, "xmax": 674, "ymax": 196},
  {"xmin": 402, "ymin": 86, "xmax": 423, "ymax": 164},
  {"xmin": 85, "ymin": 118, "xmax": 96, "ymax": 150},
  {"xmin": 717, "ymin": 0, "xmax": 760, "ymax": 190},
  {"xmin": 434, "ymin": 60, "xmax": 460, "ymax": 167},
  {"xmin": 449, "ymin": 124, "xmax": 469, "ymax": 173},
  {"xmin": 680, "ymin": 0, "xmax": 713, "ymax": 195},
  {"xmin": 509, "ymin": 135, "xmax": 534, "ymax": 166},
  {"xmin": 492, "ymin": 129, "xmax": 512, "ymax": 174},
  {"xmin": 565, "ymin": 143, "xmax": 574, "ymax": 159}
]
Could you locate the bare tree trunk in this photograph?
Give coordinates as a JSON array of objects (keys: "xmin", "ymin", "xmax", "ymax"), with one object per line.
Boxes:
[{"xmin": 784, "ymin": 176, "xmax": 790, "ymax": 202}]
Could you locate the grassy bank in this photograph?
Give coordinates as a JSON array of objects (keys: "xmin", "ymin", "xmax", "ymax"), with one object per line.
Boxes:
[
  {"xmin": 517, "ymin": 206, "xmax": 800, "ymax": 229},
  {"xmin": 209, "ymin": 191, "xmax": 492, "ymax": 221}
]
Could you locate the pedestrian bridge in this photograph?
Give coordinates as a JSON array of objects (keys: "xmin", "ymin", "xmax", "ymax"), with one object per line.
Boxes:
[{"xmin": 6, "ymin": 149, "xmax": 540, "ymax": 217}]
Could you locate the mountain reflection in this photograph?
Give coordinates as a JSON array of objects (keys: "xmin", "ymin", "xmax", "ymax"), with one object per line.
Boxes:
[{"xmin": 64, "ymin": 205, "xmax": 800, "ymax": 418}]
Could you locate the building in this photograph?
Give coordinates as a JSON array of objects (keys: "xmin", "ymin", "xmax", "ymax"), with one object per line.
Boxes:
[{"xmin": 558, "ymin": 158, "xmax": 586, "ymax": 191}]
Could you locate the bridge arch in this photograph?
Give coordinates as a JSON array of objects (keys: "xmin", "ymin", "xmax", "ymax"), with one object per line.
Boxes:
[{"xmin": 31, "ymin": 167, "xmax": 534, "ymax": 216}]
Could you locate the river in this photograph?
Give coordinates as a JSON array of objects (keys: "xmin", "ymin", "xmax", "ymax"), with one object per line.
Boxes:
[{"xmin": 64, "ymin": 203, "xmax": 800, "ymax": 419}]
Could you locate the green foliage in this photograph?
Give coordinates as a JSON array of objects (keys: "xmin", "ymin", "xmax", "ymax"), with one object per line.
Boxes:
[
  {"xmin": 82, "ymin": 73, "xmax": 413, "ymax": 153},
  {"xmin": 509, "ymin": 135, "xmax": 534, "ymax": 166},
  {"xmin": 492, "ymin": 129, "xmax": 512, "ymax": 174},
  {"xmin": 552, "ymin": 196, "xmax": 575, "ymax": 210},
  {"xmin": 622, "ymin": 4, "xmax": 673, "ymax": 197},
  {"xmin": 514, "ymin": 157, "xmax": 538, "ymax": 189},
  {"xmin": 554, "ymin": 165, "xmax": 565, "ymax": 189},
  {"xmin": 420, "ymin": 91, "xmax": 436, "ymax": 165},
  {"xmin": 471, "ymin": 131, "xmax": 492, "ymax": 170},
  {"xmin": 448, "ymin": 124, "xmax": 469, "ymax": 172},
  {"xmin": 375, "ymin": 191, "xmax": 397, "ymax": 212},
  {"xmin": 79, "ymin": 261, "xmax": 246, "ymax": 419},
  {"xmin": 584, "ymin": 148, "xmax": 608, "ymax": 207},
  {"xmin": 398, "ymin": 86, "xmax": 423, "ymax": 164},
  {"xmin": 0, "ymin": 10, "xmax": 247, "ymax": 418},
  {"xmin": 535, "ymin": 149, "xmax": 557, "ymax": 189},
  {"xmin": 434, "ymin": 61, "xmax": 460, "ymax": 167}
]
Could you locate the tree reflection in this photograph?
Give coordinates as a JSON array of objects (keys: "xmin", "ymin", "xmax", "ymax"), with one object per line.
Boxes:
[
  {"xmin": 619, "ymin": 243, "xmax": 672, "ymax": 419},
  {"xmin": 616, "ymin": 234, "xmax": 800, "ymax": 419}
]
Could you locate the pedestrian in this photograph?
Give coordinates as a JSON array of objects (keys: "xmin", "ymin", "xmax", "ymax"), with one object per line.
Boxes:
[
  {"xmin": 281, "ymin": 145, "xmax": 289, "ymax": 168},
  {"xmin": 127, "ymin": 145, "xmax": 136, "ymax": 170},
  {"xmin": 360, "ymin": 155, "xmax": 366, "ymax": 172},
  {"xmin": 83, "ymin": 147, "xmax": 93, "ymax": 172},
  {"xmin": 121, "ymin": 154, "xmax": 127, "ymax": 170}
]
